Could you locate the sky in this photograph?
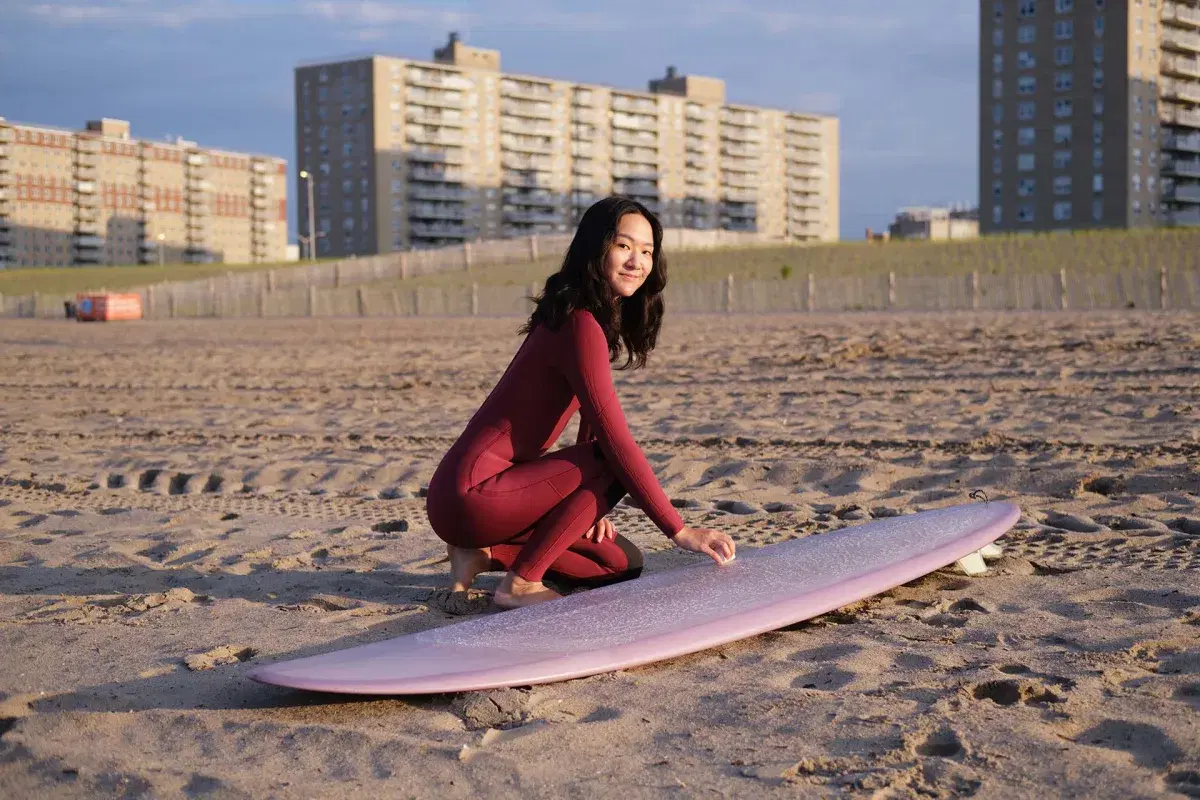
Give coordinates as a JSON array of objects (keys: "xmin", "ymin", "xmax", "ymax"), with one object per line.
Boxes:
[{"xmin": 1, "ymin": 0, "xmax": 980, "ymax": 242}]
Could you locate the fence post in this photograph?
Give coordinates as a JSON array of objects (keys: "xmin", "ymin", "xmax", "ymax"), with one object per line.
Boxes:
[
  {"xmin": 400, "ymin": 253, "xmax": 409, "ymax": 280},
  {"xmin": 806, "ymin": 272, "xmax": 815, "ymax": 312},
  {"xmin": 308, "ymin": 285, "xmax": 317, "ymax": 317},
  {"xmin": 168, "ymin": 288, "xmax": 176, "ymax": 319},
  {"xmin": 724, "ymin": 274, "xmax": 734, "ymax": 313},
  {"xmin": 463, "ymin": 243, "xmax": 473, "ymax": 273},
  {"xmin": 334, "ymin": 263, "xmax": 343, "ymax": 288},
  {"xmin": 529, "ymin": 235, "xmax": 539, "ymax": 261},
  {"xmin": 1160, "ymin": 266, "xmax": 1168, "ymax": 310},
  {"xmin": 209, "ymin": 285, "xmax": 218, "ymax": 317},
  {"xmin": 0, "ymin": 292, "xmax": 4, "ymax": 317},
  {"xmin": 267, "ymin": 270, "xmax": 277, "ymax": 292},
  {"xmin": 971, "ymin": 271, "xmax": 980, "ymax": 310},
  {"xmin": 357, "ymin": 286, "xmax": 367, "ymax": 317},
  {"xmin": 412, "ymin": 288, "xmax": 420, "ymax": 317},
  {"xmin": 471, "ymin": 282, "xmax": 479, "ymax": 316},
  {"xmin": 887, "ymin": 271, "xmax": 896, "ymax": 309},
  {"xmin": 390, "ymin": 289, "xmax": 399, "ymax": 316},
  {"xmin": 32, "ymin": 292, "xmax": 40, "ymax": 318},
  {"xmin": 258, "ymin": 287, "xmax": 267, "ymax": 318},
  {"xmin": 1058, "ymin": 268, "xmax": 1068, "ymax": 310}
]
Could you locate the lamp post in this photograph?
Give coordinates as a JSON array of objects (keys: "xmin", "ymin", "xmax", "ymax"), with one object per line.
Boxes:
[
  {"xmin": 157, "ymin": 232, "xmax": 165, "ymax": 266},
  {"xmin": 299, "ymin": 169, "xmax": 316, "ymax": 261}
]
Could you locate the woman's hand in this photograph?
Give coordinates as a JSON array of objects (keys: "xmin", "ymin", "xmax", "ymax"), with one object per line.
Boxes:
[
  {"xmin": 586, "ymin": 517, "xmax": 617, "ymax": 543},
  {"xmin": 671, "ymin": 526, "xmax": 736, "ymax": 565}
]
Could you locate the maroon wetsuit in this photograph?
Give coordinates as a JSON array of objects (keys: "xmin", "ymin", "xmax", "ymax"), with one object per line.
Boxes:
[{"xmin": 426, "ymin": 309, "xmax": 685, "ymax": 585}]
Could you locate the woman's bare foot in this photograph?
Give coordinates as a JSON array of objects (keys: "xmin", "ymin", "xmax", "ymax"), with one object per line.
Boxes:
[
  {"xmin": 493, "ymin": 572, "xmax": 561, "ymax": 609},
  {"xmin": 447, "ymin": 544, "xmax": 492, "ymax": 592}
]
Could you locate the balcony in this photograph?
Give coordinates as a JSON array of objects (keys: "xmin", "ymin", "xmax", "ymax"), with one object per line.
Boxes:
[
  {"xmin": 786, "ymin": 148, "xmax": 822, "ymax": 165},
  {"xmin": 1167, "ymin": 208, "xmax": 1200, "ymax": 225},
  {"xmin": 572, "ymin": 91, "xmax": 595, "ymax": 107},
  {"xmin": 720, "ymin": 157, "xmax": 757, "ymax": 174},
  {"xmin": 612, "ymin": 179, "xmax": 657, "ymax": 198},
  {"xmin": 1163, "ymin": 53, "xmax": 1200, "ymax": 78},
  {"xmin": 611, "ymin": 112, "xmax": 656, "ymax": 131},
  {"xmin": 1162, "ymin": 78, "xmax": 1200, "ymax": 104},
  {"xmin": 612, "ymin": 129, "xmax": 657, "ymax": 147},
  {"xmin": 786, "ymin": 116, "xmax": 822, "ymax": 136},
  {"xmin": 75, "ymin": 218, "xmax": 102, "ymax": 235},
  {"xmin": 408, "ymin": 128, "xmax": 465, "ymax": 147},
  {"xmin": 720, "ymin": 109, "xmax": 758, "ymax": 127},
  {"xmin": 571, "ymin": 123, "xmax": 599, "ymax": 140},
  {"xmin": 1164, "ymin": 2, "xmax": 1200, "ymax": 29},
  {"xmin": 721, "ymin": 173, "xmax": 756, "ymax": 189},
  {"xmin": 612, "ymin": 164, "xmax": 658, "ymax": 180},
  {"xmin": 409, "ymin": 203, "xmax": 467, "ymax": 221},
  {"xmin": 503, "ymin": 208, "xmax": 562, "ymax": 224},
  {"xmin": 75, "ymin": 136, "xmax": 99, "ymax": 153},
  {"xmin": 720, "ymin": 143, "xmax": 759, "ymax": 158},
  {"xmin": 252, "ymin": 161, "xmax": 268, "ymax": 173},
  {"xmin": 685, "ymin": 137, "xmax": 711, "ymax": 154},
  {"xmin": 500, "ymin": 78, "xmax": 556, "ymax": 100},
  {"xmin": 410, "ymin": 166, "xmax": 464, "ymax": 182},
  {"xmin": 1165, "ymin": 132, "xmax": 1200, "ymax": 152},
  {"xmin": 76, "ymin": 180, "xmax": 97, "ymax": 194},
  {"xmin": 500, "ymin": 116, "xmax": 556, "ymax": 136},
  {"xmin": 721, "ymin": 201, "xmax": 756, "ymax": 219},
  {"xmin": 186, "ymin": 153, "xmax": 206, "ymax": 166},
  {"xmin": 503, "ymin": 171, "xmax": 548, "ymax": 188},
  {"xmin": 571, "ymin": 143, "xmax": 594, "ymax": 158},
  {"xmin": 788, "ymin": 164, "xmax": 825, "ymax": 179},
  {"xmin": 1165, "ymin": 183, "xmax": 1200, "ymax": 203},
  {"xmin": 1164, "ymin": 156, "xmax": 1200, "ymax": 177},
  {"xmin": 502, "ymin": 99, "xmax": 555, "ymax": 119},
  {"xmin": 612, "ymin": 146, "xmax": 658, "ymax": 165},
  {"xmin": 790, "ymin": 192, "xmax": 822, "ymax": 209},
  {"xmin": 719, "ymin": 127, "xmax": 763, "ymax": 144},
  {"xmin": 409, "ymin": 148, "xmax": 466, "ymax": 165},
  {"xmin": 611, "ymin": 95, "xmax": 657, "ymax": 114},
  {"xmin": 407, "ymin": 68, "xmax": 473, "ymax": 91},
  {"xmin": 723, "ymin": 189, "xmax": 757, "ymax": 203},
  {"xmin": 685, "ymin": 104, "xmax": 711, "ymax": 122},
  {"xmin": 410, "ymin": 221, "xmax": 468, "ymax": 239},
  {"xmin": 685, "ymin": 156, "xmax": 709, "ymax": 170},
  {"xmin": 1162, "ymin": 104, "xmax": 1200, "ymax": 127},
  {"xmin": 502, "ymin": 152, "xmax": 553, "ymax": 171},
  {"xmin": 1164, "ymin": 27, "xmax": 1200, "ymax": 53},
  {"xmin": 407, "ymin": 87, "xmax": 464, "ymax": 108},
  {"xmin": 501, "ymin": 134, "xmax": 555, "ymax": 154},
  {"xmin": 409, "ymin": 184, "xmax": 467, "ymax": 201},
  {"xmin": 721, "ymin": 218, "xmax": 756, "ymax": 232},
  {"xmin": 503, "ymin": 189, "xmax": 557, "ymax": 207},
  {"xmin": 74, "ymin": 234, "xmax": 103, "ymax": 249},
  {"xmin": 408, "ymin": 107, "xmax": 465, "ymax": 127}
]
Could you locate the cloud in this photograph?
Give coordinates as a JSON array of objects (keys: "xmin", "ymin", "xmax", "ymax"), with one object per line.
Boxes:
[{"xmin": 23, "ymin": 0, "xmax": 270, "ymax": 27}]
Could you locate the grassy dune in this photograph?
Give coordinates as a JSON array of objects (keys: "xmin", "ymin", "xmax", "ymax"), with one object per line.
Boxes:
[{"xmin": 4, "ymin": 228, "xmax": 1199, "ymax": 298}]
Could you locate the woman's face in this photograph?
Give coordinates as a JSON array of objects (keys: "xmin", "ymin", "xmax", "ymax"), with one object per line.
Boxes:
[{"xmin": 604, "ymin": 213, "xmax": 655, "ymax": 299}]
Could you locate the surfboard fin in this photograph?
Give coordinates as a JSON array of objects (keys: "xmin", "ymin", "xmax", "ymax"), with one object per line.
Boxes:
[{"xmin": 955, "ymin": 552, "xmax": 988, "ymax": 576}]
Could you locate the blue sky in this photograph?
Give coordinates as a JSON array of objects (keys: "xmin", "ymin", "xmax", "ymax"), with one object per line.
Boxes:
[{"xmin": 2, "ymin": 0, "xmax": 979, "ymax": 242}]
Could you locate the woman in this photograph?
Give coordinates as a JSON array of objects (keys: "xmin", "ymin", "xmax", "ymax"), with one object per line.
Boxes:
[{"xmin": 425, "ymin": 196, "xmax": 736, "ymax": 609}]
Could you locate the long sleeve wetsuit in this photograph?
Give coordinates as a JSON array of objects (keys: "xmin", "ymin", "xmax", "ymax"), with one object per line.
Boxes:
[{"xmin": 426, "ymin": 309, "xmax": 685, "ymax": 585}]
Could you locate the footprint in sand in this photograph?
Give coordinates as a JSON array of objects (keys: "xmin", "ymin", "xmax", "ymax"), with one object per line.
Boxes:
[
  {"xmin": 968, "ymin": 678, "xmax": 1066, "ymax": 706},
  {"xmin": 183, "ymin": 645, "xmax": 257, "ymax": 671}
]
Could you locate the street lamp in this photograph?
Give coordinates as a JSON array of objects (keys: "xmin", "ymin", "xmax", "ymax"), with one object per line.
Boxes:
[
  {"xmin": 157, "ymin": 232, "xmax": 165, "ymax": 266},
  {"xmin": 298, "ymin": 169, "xmax": 317, "ymax": 262}
]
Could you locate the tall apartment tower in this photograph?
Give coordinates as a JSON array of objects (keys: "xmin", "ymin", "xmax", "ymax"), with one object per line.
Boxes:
[
  {"xmin": 294, "ymin": 35, "xmax": 839, "ymax": 255},
  {"xmin": 980, "ymin": 0, "xmax": 1200, "ymax": 234},
  {"xmin": 0, "ymin": 117, "xmax": 288, "ymax": 268}
]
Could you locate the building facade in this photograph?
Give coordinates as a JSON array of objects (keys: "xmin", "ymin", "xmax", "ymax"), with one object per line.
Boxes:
[
  {"xmin": 294, "ymin": 35, "xmax": 840, "ymax": 255},
  {"xmin": 0, "ymin": 118, "xmax": 288, "ymax": 268},
  {"xmin": 980, "ymin": 0, "xmax": 1200, "ymax": 234},
  {"xmin": 888, "ymin": 206, "xmax": 981, "ymax": 240}
]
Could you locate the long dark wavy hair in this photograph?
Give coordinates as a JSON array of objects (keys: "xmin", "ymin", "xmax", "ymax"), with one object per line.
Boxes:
[{"xmin": 519, "ymin": 196, "xmax": 667, "ymax": 370}]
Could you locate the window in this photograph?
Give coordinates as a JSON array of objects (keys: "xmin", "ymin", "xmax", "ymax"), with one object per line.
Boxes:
[
  {"xmin": 993, "ymin": 104, "xmax": 1004, "ymax": 124},
  {"xmin": 994, "ymin": 0, "xmax": 1004, "ymax": 18},
  {"xmin": 1091, "ymin": 198, "xmax": 1103, "ymax": 220},
  {"xmin": 1093, "ymin": 147, "xmax": 1103, "ymax": 168},
  {"xmin": 1055, "ymin": 45, "xmax": 1075, "ymax": 65},
  {"xmin": 993, "ymin": 205, "xmax": 1003, "ymax": 224},
  {"xmin": 1018, "ymin": 153, "xmax": 1036, "ymax": 171},
  {"xmin": 993, "ymin": 181, "xmax": 1003, "ymax": 200},
  {"xmin": 1132, "ymin": 174, "xmax": 1142, "ymax": 192},
  {"xmin": 1055, "ymin": 72, "xmax": 1074, "ymax": 91},
  {"xmin": 1018, "ymin": 50, "xmax": 1037, "ymax": 69},
  {"xmin": 1095, "ymin": 15, "xmax": 1104, "ymax": 34},
  {"xmin": 1093, "ymin": 121, "xmax": 1104, "ymax": 144},
  {"xmin": 1054, "ymin": 123, "xmax": 1073, "ymax": 144},
  {"xmin": 1133, "ymin": 199, "xmax": 1142, "ymax": 214},
  {"xmin": 993, "ymin": 156, "xmax": 1003, "ymax": 174},
  {"xmin": 1055, "ymin": 98, "xmax": 1074, "ymax": 117},
  {"xmin": 1054, "ymin": 20, "xmax": 1074, "ymax": 38},
  {"xmin": 1093, "ymin": 175, "xmax": 1103, "ymax": 192},
  {"xmin": 1019, "ymin": 177, "xmax": 1037, "ymax": 196},
  {"xmin": 1056, "ymin": 0, "xmax": 1074, "ymax": 10},
  {"xmin": 1093, "ymin": 43, "xmax": 1104, "ymax": 63},
  {"xmin": 1018, "ymin": 24, "xmax": 1036, "ymax": 43},
  {"xmin": 1054, "ymin": 176, "xmax": 1073, "ymax": 194},
  {"xmin": 1093, "ymin": 69, "xmax": 1104, "ymax": 89},
  {"xmin": 993, "ymin": 129, "xmax": 1004, "ymax": 149},
  {"xmin": 993, "ymin": 54, "xmax": 1004, "ymax": 73},
  {"xmin": 1019, "ymin": 76, "xmax": 1037, "ymax": 94},
  {"xmin": 1019, "ymin": 127, "xmax": 1037, "ymax": 146},
  {"xmin": 1133, "ymin": 148, "xmax": 1142, "ymax": 166},
  {"xmin": 1017, "ymin": 204, "xmax": 1035, "ymax": 222},
  {"xmin": 993, "ymin": 28, "xmax": 1004, "ymax": 46},
  {"xmin": 1095, "ymin": 0, "xmax": 1104, "ymax": 7},
  {"xmin": 1018, "ymin": 101, "xmax": 1037, "ymax": 120},
  {"xmin": 1134, "ymin": 121, "xmax": 1143, "ymax": 139},
  {"xmin": 1054, "ymin": 149, "xmax": 1073, "ymax": 169},
  {"xmin": 1054, "ymin": 201, "xmax": 1073, "ymax": 220},
  {"xmin": 1148, "ymin": 175, "xmax": 1157, "ymax": 193},
  {"xmin": 1093, "ymin": 96, "xmax": 1105, "ymax": 115},
  {"xmin": 1019, "ymin": 0, "xmax": 1037, "ymax": 16},
  {"xmin": 993, "ymin": 79, "xmax": 1004, "ymax": 99}
]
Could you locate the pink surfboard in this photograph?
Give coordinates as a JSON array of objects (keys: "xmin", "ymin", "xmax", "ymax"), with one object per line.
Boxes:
[{"xmin": 248, "ymin": 501, "xmax": 1020, "ymax": 695}]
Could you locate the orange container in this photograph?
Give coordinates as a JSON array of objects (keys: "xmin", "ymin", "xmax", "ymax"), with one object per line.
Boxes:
[{"xmin": 75, "ymin": 293, "xmax": 143, "ymax": 322}]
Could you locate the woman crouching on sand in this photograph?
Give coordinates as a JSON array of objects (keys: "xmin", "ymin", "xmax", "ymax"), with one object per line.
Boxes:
[{"xmin": 425, "ymin": 196, "xmax": 736, "ymax": 609}]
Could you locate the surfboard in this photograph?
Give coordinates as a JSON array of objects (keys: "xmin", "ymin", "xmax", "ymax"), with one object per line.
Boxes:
[{"xmin": 248, "ymin": 501, "xmax": 1020, "ymax": 695}]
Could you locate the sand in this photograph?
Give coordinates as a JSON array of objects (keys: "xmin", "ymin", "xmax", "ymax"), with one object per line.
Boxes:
[{"xmin": 0, "ymin": 310, "xmax": 1198, "ymax": 799}]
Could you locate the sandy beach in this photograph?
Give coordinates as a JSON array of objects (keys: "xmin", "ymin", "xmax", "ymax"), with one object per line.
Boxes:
[{"xmin": 1, "ymin": 310, "xmax": 1198, "ymax": 798}]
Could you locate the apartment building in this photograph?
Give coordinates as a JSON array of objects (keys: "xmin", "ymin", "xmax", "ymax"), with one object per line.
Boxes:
[
  {"xmin": 0, "ymin": 117, "xmax": 288, "ymax": 268},
  {"xmin": 294, "ymin": 34, "xmax": 839, "ymax": 255},
  {"xmin": 887, "ymin": 206, "xmax": 981, "ymax": 240},
  {"xmin": 980, "ymin": 0, "xmax": 1200, "ymax": 234}
]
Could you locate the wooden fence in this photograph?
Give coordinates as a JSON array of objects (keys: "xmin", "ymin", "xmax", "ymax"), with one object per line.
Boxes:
[{"xmin": 4, "ymin": 266, "xmax": 1197, "ymax": 319}]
